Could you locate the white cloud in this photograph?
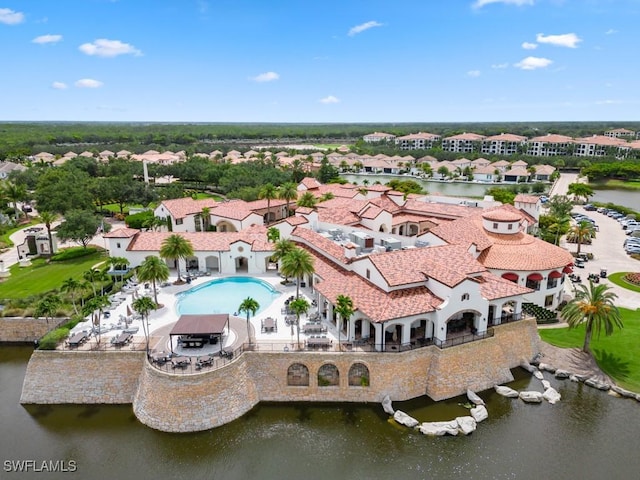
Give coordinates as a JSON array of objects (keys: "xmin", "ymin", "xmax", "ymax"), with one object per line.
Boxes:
[
  {"xmin": 514, "ymin": 56, "xmax": 553, "ymax": 70},
  {"xmin": 536, "ymin": 32, "xmax": 582, "ymax": 48},
  {"xmin": 79, "ymin": 38, "xmax": 142, "ymax": 57},
  {"xmin": 522, "ymin": 42, "xmax": 537, "ymax": 50},
  {"xmin": 491, "ymin": 62, "xmax": 509, "ymax": 69},
  {"xmin": 605, "ymin": 29, "xmax": 618, "ymax": 35},
  {"xmin": 75, "ymin": 78, "xmax": 103, "ymax": 88},
  {"xmin": 51, "ymin": 82, "xmax": 68, "ymax": 90},
  {"xmin": 472, "ymin": 0, "xmax": 534, "ymax": 9},
  {"xmin": 348, "ymin": 21, "xmax": 383, "ymax": 36},
  {"xmin": 32, "ymin": 34, "xmax": 62, "ymax": 44},
  {"xmin": 0, "ymin": 8, "xmax": 24, "ymax": 24},
  {"xmin": 467, "ymin": 70, "xmax": 481, "ymax": 77},
  {"xmin": 319, "ymin": 95, "xmax": 340, "ymax": 104},
  {"xmin": 595, "ymin": 99, "xmax": 622, "ymax": 105},
  {"xmin": 250, "ymin": 71, "xmax": 280, "ymax": 82}
]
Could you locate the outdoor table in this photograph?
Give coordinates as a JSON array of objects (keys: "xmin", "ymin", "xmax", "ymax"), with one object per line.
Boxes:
[
  {"xmin": 150, "ymin": 351, "xmax": 170, "ymax": 364},
  {"xmin": 68, "ymin": 332, "xmax": 88, "ymax": 347},
  {"xmin": 113, "ymin": 332, "xmax": 132, "ymax": 346},
  {"xmin": 196, "ymin": 355, "xmax": 214, "ymax": 369},
  {"xmin": 306, "ymin": 336, "xmax": 331, "ymax": 349},
  {"xmin": 171, "ymin": 356, "xmax": 191, "ymax": 368},
  {"xmin": 262, "ymin": 317, "xmax": 276, "ymax": 332}
]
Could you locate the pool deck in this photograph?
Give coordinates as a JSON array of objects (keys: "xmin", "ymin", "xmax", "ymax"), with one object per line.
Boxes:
[{"xmin": 69, "ymin": 272, "xmax": 334, "ymax": 355}]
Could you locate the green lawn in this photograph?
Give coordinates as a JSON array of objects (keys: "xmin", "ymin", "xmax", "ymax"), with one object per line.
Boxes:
[
  {"xmin": 539, "ymin": 307, "xmax": 640, "ymax": 392},
  {"xmin": 191, "ymin": 192, "xmax": 224, "ymax": 201},
  {"xmin": 608, "ymin": 272, "xmax": 640, "ymax": 293},
  {"xmin": 0, "ymin": 251, "xmax": 107, "ymax": 299},
  {"xmin": 591, "ymin": 179, "xmax": 640, "ymax": 191},
  {"xmin": 0, "ymin": 219, "xmax": 40, "ymax": 248}
]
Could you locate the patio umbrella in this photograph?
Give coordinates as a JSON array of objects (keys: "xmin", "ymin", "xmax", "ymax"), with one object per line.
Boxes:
[{"xmin": 126, "ymin": 305, "xmax": 133, "ymax": 317}]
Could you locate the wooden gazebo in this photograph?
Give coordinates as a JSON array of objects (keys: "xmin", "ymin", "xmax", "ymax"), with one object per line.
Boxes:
[{"xmin": 169, "ymin": 314, "xmax": 229, "ymax": 352}]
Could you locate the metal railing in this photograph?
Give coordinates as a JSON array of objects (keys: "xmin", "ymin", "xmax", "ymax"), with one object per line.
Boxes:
[{"xmin": 433, "ymin": 329, "xmax": 495, "ymax": 349}]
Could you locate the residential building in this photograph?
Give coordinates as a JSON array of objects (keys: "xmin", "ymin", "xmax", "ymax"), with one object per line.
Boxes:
[
  {"xmin": 363, "ymin": 132, "xmax": 396, "ymax": 143},
  {"xmin": 394, "ymin": 132, "xmax": 441, "ymax": 150},
  {"xmin": 574, "ymin": 135, "xmax": 631, "ymax": 157},
  {"xmin": 604, "ymin": 128, "xmax": 635, "ymax": 139},
  {"xmin": 481, "ymin": 133, "xmax": 527, "ymax": 156},
  {"xmin": 441, "ymin": 133, "xmax": 485, "ymax": 153},
  {"xmin": 526, "ymin": 134, "xmax": 574, "ymax": 157}
]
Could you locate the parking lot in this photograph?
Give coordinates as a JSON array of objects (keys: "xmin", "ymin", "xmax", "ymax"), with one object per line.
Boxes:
[{"xmin": 561, "ymin": 205, "xmax": 640, "ymax": 310}]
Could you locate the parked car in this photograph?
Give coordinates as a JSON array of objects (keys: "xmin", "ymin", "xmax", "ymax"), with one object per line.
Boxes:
[{"xmin": 584, "ymin": 204, "xmax": 597, "ymax": 211}]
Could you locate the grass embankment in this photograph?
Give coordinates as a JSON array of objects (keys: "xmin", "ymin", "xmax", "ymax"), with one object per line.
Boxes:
[
  {"xmin": 607, "ymin": 272, "xmax": 640, "ymax": 293},
  {"xmin": 0, "ymin": 250, "xmax": 107, "ymax": 299},
  {"xmin": 0, "ymin": 218, "xmax": 40, "ymax": 248},
  {"xmin": 539, "ymin": 307, "xmax": 640, "ymax": 392},
  {"xmin": 591, "ymin": 179, "xmax": 640, "ymax": 191}
]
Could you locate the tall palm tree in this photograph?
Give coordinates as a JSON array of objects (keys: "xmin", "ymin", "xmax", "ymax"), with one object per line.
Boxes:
[
  {"xmin": 271, "ymin": 239, "xmax": 295, "ymax": 278},
  {"xmin": 133, "ymin": 295, "xmax": 156, "ymax": 354},
  {"xmin": 61, "ymin": 277, "xmax": 81, "ymax": 315},
  {"xmin": 83, "ymin": 267, "xmax": 102, "ymax": 297},
  {"xmin": 279, "ymin": 182, "xmax": 298, "ymax": 218},
  {"xmin": 4, "ymin": 181, "xmax": 26, "ymax": 220},
  {"xmin": 259, "ymin": 183, "xmax": 278, "ymax": 224},
  {"xmin": 34, "ymin": 293, "xmax": 61, "ymax": 326},
  {"xmin": 83, "ymin": 295, "xmax": 110, "ymax": 345},
  {"xmin": 238, "ymin": 297, "xmax": 260, "ymax": 346},
  {"xmin": 289, "ymin": 297, "xmax": 309, "ymax": 349},
  {"xmin": 136, "ymin": 255, "xmax": 170, "ymax": 305},
  {"xmin": 159, "ymin": 234, "xmax": 194, "ymax": 283},
  {"xmin": 562, "ymin": 280, "xmax": 623, "ymax": 353},
  {"xmin": 39, "ymin": 211, "xmax": 57, "ymax": 258},
  {"xmin": 569, "ymin": 220, "xmax": 595, "ymax": 256},
  {"xmin": 280, "ymin": 247, "xmax": 315, "ymax": 299},
  {"xmin": 334, "ymin": 295, "xmax": 354, "ymax": 351},
  {"xmin": 105, "ymin": 256, "xmax": 130, "ymax": 283},
  {"xmin": 296, "ymin": 192, "xmax": 317, "ymax": 209},
  {"xmin": 201, "ymin": 206, "xmax": 211, "ymax": 231}
]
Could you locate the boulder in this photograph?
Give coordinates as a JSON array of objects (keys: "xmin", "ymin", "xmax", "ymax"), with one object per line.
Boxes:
[
  {"xmin": 495, "ymin": 385, "xmax": 520, "ymax": 398},
  {"xmin": 456, "ymin": 416, "xmax": 477, "ymax": 435},
  {"xmin": 635, "ymin": 394, "xmax": 640, "ymax": 402},
  {"xmin": 381, "ymin": 395, "xmax": 395, "ymax": 415},
  {"xmin": 610, "ymin": 385, "xmax": 636, "ymax": 399},
  {"xmin": 543, "ymin": 387, "xmax": 561, "ymax": 404},
  {"xmin": 470, "ymin": 405, "xmax": 488, "ymax": 423},
  {"xmin": 585, "ymin": 378, "xmax": 610, "ymax": 391},
  {"xmin": 539, "ymin": 363, "xmax": 557, "ymax": 373},
  {"xmin": 533, "ymin": 370, "xmax": 544, "ymax": 380},
  {"xmin": 393, "ymin": 410, "xmax": 419, "ymax": 428},
  {"xmin": 466, "ymin": 389, "xmax": 485, "ymax": 406},
  {"xmin": 419, "ymin": 421, "xmax": 459, "ymax": 436},
  {"xmin": 519, "ymin": 391, "xmax": 544, "ymax": 403},
  {"xmin": 520, "ymin": 361, "xmax": 537, "ymax": 373},
  {"xmin": 541, "ymin": 380, "xmax": 551, "ymax": 390},
  {"xmin": 555, "ymin": 369, "xmax": 571, "ymax": 379}
]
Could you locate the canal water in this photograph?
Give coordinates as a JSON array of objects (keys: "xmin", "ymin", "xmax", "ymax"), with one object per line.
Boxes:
[{"xmin": 2, "ymin": 347, "xmax": 639, "ymax": 479}]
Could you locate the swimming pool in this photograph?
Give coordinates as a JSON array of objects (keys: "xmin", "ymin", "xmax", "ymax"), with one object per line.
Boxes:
[{"xmin": 176, "ymin": 277, "xmax": 280, "ymax": 315}]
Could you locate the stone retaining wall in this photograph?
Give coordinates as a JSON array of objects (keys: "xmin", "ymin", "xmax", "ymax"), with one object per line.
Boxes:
[
  {"xmin": 20, "ymin": 350, "xmax": 145, "ymax": 404},
  {"xmin": 133, "ymin": 320, "xmax": 539, "ymax": 432},
  {"xmin": 0, "ymin": 317, "xmax": 66, "ymax": 343}
]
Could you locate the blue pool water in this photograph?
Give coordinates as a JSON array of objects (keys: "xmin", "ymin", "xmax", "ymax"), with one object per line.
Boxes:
[{"xmin": 176, "ymin": 277, "xmax": 280, "ymax": 315}]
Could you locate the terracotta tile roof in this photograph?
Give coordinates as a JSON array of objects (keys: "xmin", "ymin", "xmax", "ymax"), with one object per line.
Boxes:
[
  {"xmin": 317, "ymin": 208, "xmax": 360, "ymax": 225},
  {"xmin": 159, "ymin": 197, "xmax": 219, "ymax": 220},
  {"xmin": 292, "ymin": 226, "xmax": 348, "ymax": 263},
  {"xmin": 285, "ymin": 216, "xmax": 309, "ymax": 226},
  {"xmin": 300, "ymin": 177, "xmax": 322, "ymax": 190},
  {"xmin": 490, "ymin": 160, "xmax": 510, "ymax": 167},
  {"xmin": 477, "ymin": 233, "xmax": 574, "ymax": 271},
  {"xmin": 534, "ymin": 164, "xmax": 555, "ymax": 174},
  {"xmin": 530, "ymin": 134, "xmax": 574, "ymax": 143},
  {"xmin": 296, "ymin": 206, "xmax": 314, "ymax": 215},
  {"xmin": 308, "ymin": 250, "xmax": 442, "ymax": 322},
  {"xmin": 481, "ymin": 209, "xmax": 523, "ymax": 222},
  {"xmin": 403, "ymin": 199, "xmax": 476, "ymax": 219},
  {"xmin": 575, "ymin": 135, "xmax": 629, "ymax": 147},
  {"xmin": 430, "ymin": 216, "xmax": 494, "ymax": 251},
  {"xmin": 478, "ymin": 273, "xmax": 532, "ymax": 300},
  {"xmin": 367, "ymin": 184, "xmax": 392, "ymax": 192},
  {"xmin": 512, "ymin": 160, "xmax": 528, "ymax": 167},
  {"xmin": 370, "ymin": 195, "xmax": 404, "ymax": 213},
  {"xmin": 503, "ymin": 167, "xmax": 531, "ymax": 177},
  {"xmin": 391, "ymin": 213, "xmax": 437, "ymax": 227},
  {"xmin": 104, "ymin": 227, "xmax": 140, "ymax": 238},
  {"xmin": 473, "ymin": 165, "xmax": 498, "ymax": 175},
  {"xmin": 366, "ymin": 245, "xmax": 486, "ymax": 288},
  {"xmin": 212, "ymin": 200, "xmax": 255, "ymax": 221},
  {"xmin": 244, "ymin": 198, "xmax": 288, "ymax": 210},
  {"xmin": 514, "ymin": 194, "xmax": 540, "ymax": 204},
  {"xmin": 127, "ymin": 231, "xmax": 272, "ymax": 252},
  {"xmin": 444, "ymin": 133, "xmax": 486, "ymax": 141},
  {"xmin": 471, "ymin": 157, "xmax": 490, "ymax": 165},
  {"xmin": 483, "ymin": 133, "xmax": 527, "ymax": 142},
  {"xmin": 359, "ymin": 204, "xmax": 384, "ymax": 219}
]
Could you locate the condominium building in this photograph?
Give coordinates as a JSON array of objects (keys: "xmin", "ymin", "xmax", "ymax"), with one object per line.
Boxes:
[
  {"xmin": 481, "ymin": 133, "xmax": 527, "ymax": 156},
  {"xmin": 441, "ymin": 133, "xmax": 486, "ymax": 153},
  {"xmin": 394, "ymin": 132, "xmax": 441, "ymax": 150},
  {"xmin": 604, "ymin": 128, "xmax": 636, "ymax": 139},
  {"xmin": 526, "ymin": 134, "xmax": 574, "ymax": 157},
  {"xmin": 363, "ymin": 132, "xmax": 397, "ymax": 143},
  {"xmin": 574, "ymin": 135, "xmax": 630, "ymax": 157}
]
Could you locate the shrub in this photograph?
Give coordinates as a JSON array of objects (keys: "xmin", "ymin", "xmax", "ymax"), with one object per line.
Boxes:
[
  {"xmin": 51, "ymin": 246, "xmax": 99, "ymax": 262},
  {"xmin": 623, "ymin": 272, "xmax": 640, "ymax": 286},
  {"xmin": 38, "ymin": 327, "xmax": 70, "ymax": 350},
  {"xmin": 125, "ymin": 210, "xmax": 153, "ymax": 229}
]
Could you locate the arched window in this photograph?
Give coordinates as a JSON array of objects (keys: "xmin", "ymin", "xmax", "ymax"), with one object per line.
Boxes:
[
  {"xmin": 287, "ymin": 363, "xmax": 309, "ymax": 386},
  {"xmin": 348, "ymin": 363, "xmax": 370, "ymax": 387},
  {"xmin": 317, "ymin": 364, "xmax": 339, "ymax": 387}
]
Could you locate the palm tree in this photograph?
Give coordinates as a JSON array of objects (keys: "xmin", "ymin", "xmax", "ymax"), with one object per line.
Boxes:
[
  {"xmin": 238, "ymin": 297, "xmax": 260, "ymax": 346},
  {"xmin": 319, "ymin": 192, "xmax": 335, "ymax": 202},
  {"xmin": 4, "ymin": 181, "xmax": 26, "ymax": 220},
  {"xmin": 280, "ymin": 247, "xmax": 315, "ymax": 299},
  {"xmin": 39, "ymin": 211, "xmax": 57, "ymax": 258},
  {"xmin": 83, "ymin": 295, "xmax": 110, "ymax": 345},
  {"xmin": 106, "ymin": 256, "xmax": 130, "ymax": 283},
  {"xmin": 266, "ymin": 226, "xmax": 280, "ymax": 243},
  {"xmin": 159, "ymin": 234, "xmax": 194, "ymax": 282},
  {"xmin": 200, "ymin": 206, "xmax": 211, "ymax": 231},
  {"xmin": 567, "ymin": 183, "xmax": 594, "ymax": 204},
  {"xmin": 569, "ymin": 220, "xmax": 596, "ymax": 255},
  {"xmin": 136, "ymin": 255, "xmax": 170, "ymax": 305},
  {"xmin": 259, "ymin": 183, "xmax": 278, "ymax": 224},
  {"xmin": 289, "ymin": 297, "xmax": 309, "ymax": 348},
  {"xmin": 61, "ymin": 277, "xmax": 81, "ymax": 315},
  {"xmin": 34, "ymin": 293, "xmax": 62, "ymax": 326},
  {"xmin": 334, "ymin": 295, "xmax": 354, "ymax": 351},
  {"xmin": 279, "ymin": 182, "xmax": 298, "ymax": 217},
  {"xmin": 297, "ymin": 192, "xmax": 317, "ymax": 209},
  {"xmin": 83, "ymin": 267, "xmax": 102, "ymax": 297},
  {"xmin": 132, "ymin": 296, "xmax": 156, "ymax": 354},
  {"xmin": 562, "ymin": 280, "xmax": 623, "ymax": 353}
]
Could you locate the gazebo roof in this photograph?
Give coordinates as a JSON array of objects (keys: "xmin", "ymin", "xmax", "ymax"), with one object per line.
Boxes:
[{"xmin": 170, "ymin": 314, "xmax": 229, "ymax": 336}]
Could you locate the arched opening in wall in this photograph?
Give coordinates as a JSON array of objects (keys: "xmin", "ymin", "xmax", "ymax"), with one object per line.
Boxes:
[
  {"xmin": 186, "ymin": 255, "xmax": 199, "ymax": 274},
  {"xmin": 287, "ymin": 363, "xmax": 309, "ymax": 386},
  {"xmin": 446, "ymin": 310, "xmax": 480, "ymax": 339},
  {"xmin": 501, "ymin": 300, "xmax": 517, "ymax": 322},
  {"xmin": 384, "ymin": 324, "xmax": 403, "ymax": 351},
  {"xmin": 379, "ymin": 224, "xmax": 387, "ymax": 233},
  {"xmin": 235, "ymin": 256, "xmax": 248, "ymax": 273},
  {"xmin": 205, "ymin": 255, "xmax": 219, "ymax": 273},
  {"xmin": 317, "ymin": 364, "xmax": 339, "ymax": 387},
  {"xmin": 348, "ymin": 362, "xmax": 370, "ymax": 387},
  {"xmin": 408, "ymin": 224, "xmax": 419, "ymax": 236},
  {"xmin": 411, "ymin": 318, "xmax": 433, "ymax": 345},
  {"xmin": 216, "ymin": 221, "xmax": 237, "ymax": 233}
]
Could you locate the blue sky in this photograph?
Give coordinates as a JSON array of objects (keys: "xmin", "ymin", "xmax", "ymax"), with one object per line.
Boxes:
[{"xmin": 1, "ymin": 0, "xmax": 639, "ymax": 122}]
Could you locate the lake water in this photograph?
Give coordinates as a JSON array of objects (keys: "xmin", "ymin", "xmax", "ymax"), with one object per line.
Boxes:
[
  {"xmin": 342, "ymin": 174, "xmax": 494, "ymax": 197},
  {"xmin": 2, "ymin": 346, "xmax": 640, "ymax": 479},
  {"xmin": 591, "ymin": 189, "xmax": 640, "ymax": 211}
]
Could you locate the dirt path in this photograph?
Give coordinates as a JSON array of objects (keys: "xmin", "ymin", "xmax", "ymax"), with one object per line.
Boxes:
[{"xmin": 538, "ymin": 341, "xmax": 612, "ymax": 384}]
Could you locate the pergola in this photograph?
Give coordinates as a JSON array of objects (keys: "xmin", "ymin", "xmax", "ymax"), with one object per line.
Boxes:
[{"xmin": 169, "ymin": 314, "xmax": 229, "ymax": 352}]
